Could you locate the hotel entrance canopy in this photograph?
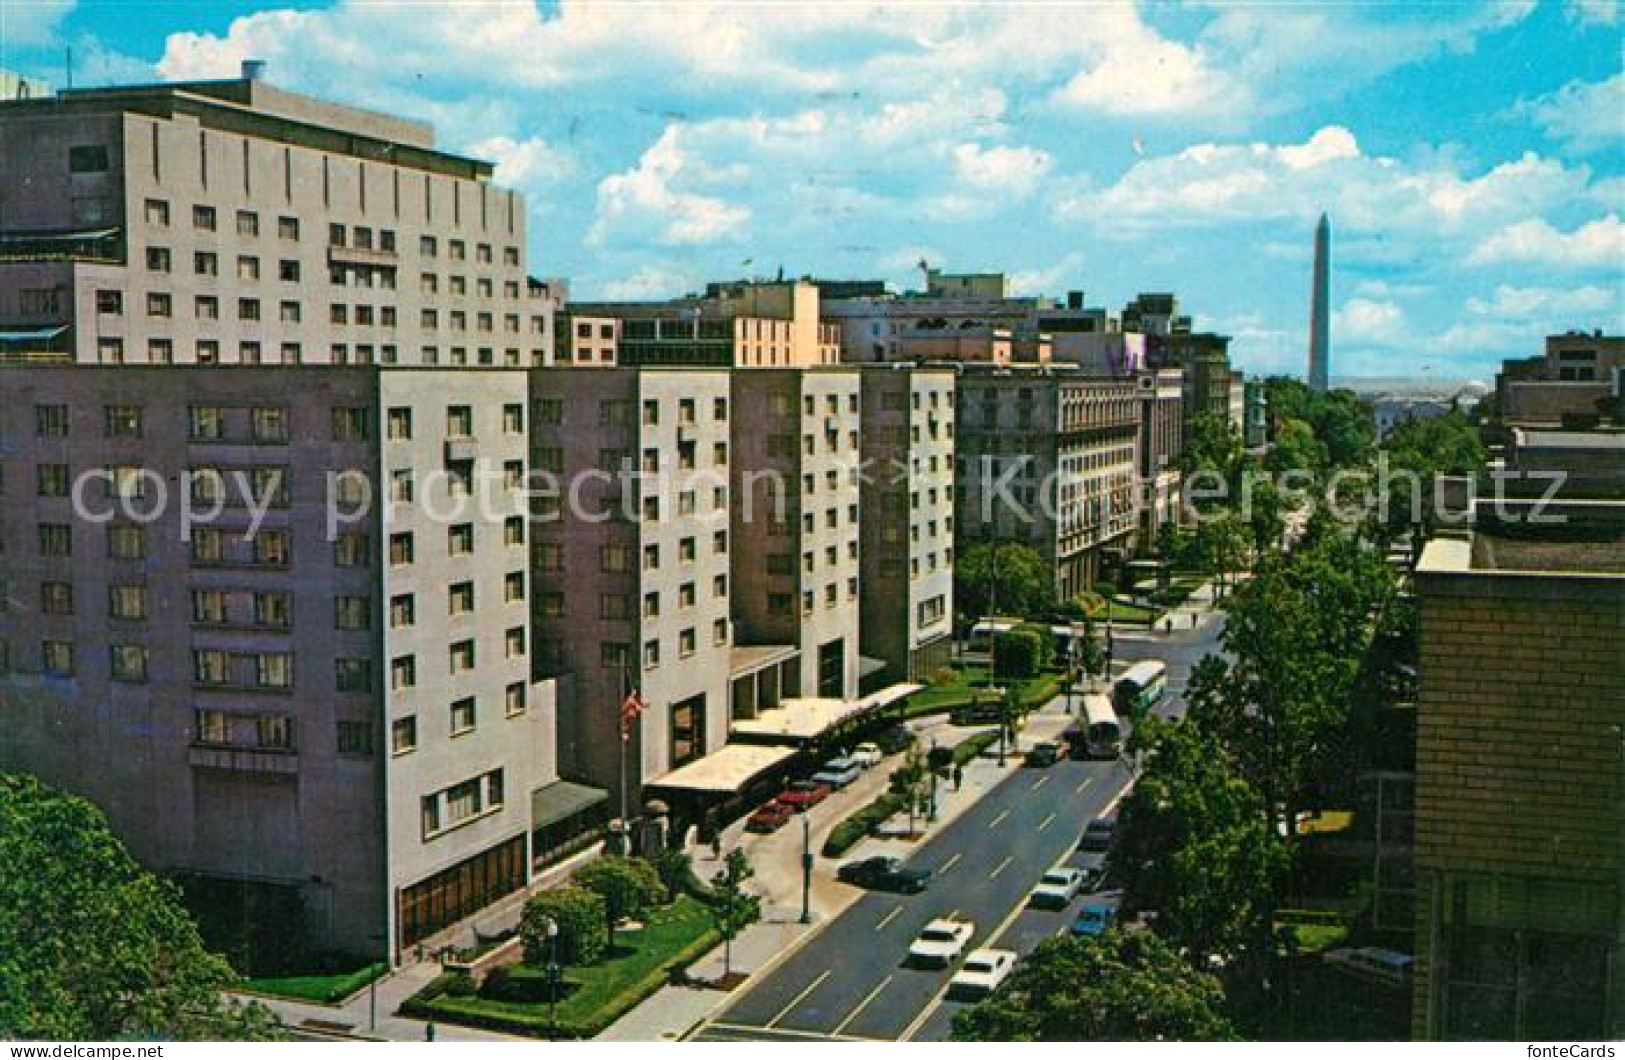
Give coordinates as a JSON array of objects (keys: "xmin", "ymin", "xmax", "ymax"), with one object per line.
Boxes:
[
  {"xmin": 643, "ymin": 743, "xmax": 799, "ymax": 796},
  {"xmin": 730, "ymin": 682, "xmax": 922, "ymax": 745}
]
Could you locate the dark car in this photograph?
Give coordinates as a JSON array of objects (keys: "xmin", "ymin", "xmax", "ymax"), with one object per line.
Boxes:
[
  {"xmin": 1078, "ymin": 815, "xmax": 1116, "ymax": 853},
  {"xmin": 837, "ymin": 855, "xmax": 931, "ymax": 893},
  {"xmin": 873, "ymin": 725, "xmax": 916, "ymax": 755},
  {"xmin": 1024, "ymin": 741, "xmax": 1061, "ymax": 768},
  {"xmin": 950, "ymin": 700, "xmax": 1005, "ymax": 726}
]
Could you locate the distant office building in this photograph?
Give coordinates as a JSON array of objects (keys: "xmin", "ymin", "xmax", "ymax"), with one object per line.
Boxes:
[
  {"xmin": 956, "ymin": 367, "xmax": 1139, "ymax": 599},
  {"xmin": 1493, "ymin": 331, "xmax": 1623, "ymax": 427},
  {"xmin": 857, "ymin": 366, "xmax": 957, "ymax": 683},
  {"xmin": 1134, "ymin": 369, "xmax": 1186, "ymax": 540},
  {"xmin": 0, "ymin": 68, "xmax": 51, "ymax": 101},
  {"xmin": 1412, "ymin": 527, "xmax": 1624, "ymax": 1038}
]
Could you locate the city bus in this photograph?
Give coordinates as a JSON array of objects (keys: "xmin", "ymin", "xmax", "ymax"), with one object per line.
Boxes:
[
  {"xmin": 1063, "ymin": 695, "xmax": 1122, "ymax": 760},
  {"xmin": 1113, "ymin": 660, "xmax": 1168, "ymax": 715}
]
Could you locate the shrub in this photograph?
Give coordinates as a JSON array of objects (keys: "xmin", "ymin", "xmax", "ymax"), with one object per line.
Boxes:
[
  {"xmin": 993, "ymin": 629, "xmax": 1043, "ymax": 680},
  {"xmin": 521, "ymin": 886, "xmax": 608, "ymax": 966},
  {"xmin": 649, "ymin": 847, "xmax": 703, "ymax": 903},
  {"xmin": 926, "ymin": 744, "xmax": 954, "ymax": 775},
  {"xmin": 822, "ymin": 792, "xmax": 908, "ymax": 857},
  {"xmin": 479, "ymin": 965, "xmax": 550, "ymax": 1004},
  {"xmin": 444, "ymin": 972, "xmax": 477, "ymax": 998},
  {"xmin": 1094, "ymin": 580, "xmax": 1118, "ymax": 598},
  {"xmin": 575, "ymin": 856, "xmax": 666, "ymax": 927},
  {"xmin": 930, "ymin": 666, "xmax": 960, "ymax": 686}
]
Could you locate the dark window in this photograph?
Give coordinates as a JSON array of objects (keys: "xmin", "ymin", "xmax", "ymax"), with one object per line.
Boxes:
[{"xmin": 69, "ymin": 145, "xmax": 110, "ymax": 173}]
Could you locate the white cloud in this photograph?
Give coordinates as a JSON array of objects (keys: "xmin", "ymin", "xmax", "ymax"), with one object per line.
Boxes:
[
  {"xmin": 1566, "ymin": 0, "xmax": 1619, "ymax": 25},
  {"xmin": 1008, "ymin": 253, "xmax": 1086, "ymax": 297},
  {"xmin": 1052, "ymin": 12, "xmax": 1242, "ymax": 119},
  {"xmin": 950, "ymin": 143, "xmax": 1054, "ymax": 196},
  {"xmin": 2, "ymin": 0, "xmax": 74, "ymax": 48},
  {"xmin": 1467, "ymin": 214, "xmax": 1624, "ymax": 267},
  {"xmin": 464, "ymin": 135, "xmax": 574, "ymax": 187},
  {"xmin": 590, "ymin": 128, "xmax": 750, "ymax": 247},
  {"xmin": 1334, "ymin": 298, "xmax": 1408, "ymax": 344},
  {"xmin": 1465, "ymin": 283, "xmax": 1621, "ymax": 319},
  {"xmin": 597, "ymin": 265, "xmax": 701, "ymax": 301},
  {"xmin": 1514, "ymin": 73, "xmax": 1625, "ymax": 154}
]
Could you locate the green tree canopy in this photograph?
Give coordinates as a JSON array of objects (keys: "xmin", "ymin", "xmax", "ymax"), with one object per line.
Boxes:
[
  {"xmin": 955, "ymin": 540, "xmax": 1056, "ymax": 618},
  {"xmin": 574, "ymin": 856, "xmax": 667, "ymax": 929},
  {"xmin": 952, "ymin": 930, "xmax": 1237, "ymax": 1041},
  {"xmin": 0, "ymin": 773, "xmax": 285, "ymax": 1041}
]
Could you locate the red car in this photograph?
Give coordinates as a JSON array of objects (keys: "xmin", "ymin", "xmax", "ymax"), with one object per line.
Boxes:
[
  {"xmin": 776, "ymin": 779, "xmax": 832, "ymax": 812},
  {"xmin": 746, "ymin": 800, "xmax": 796, "ymax": 833}
]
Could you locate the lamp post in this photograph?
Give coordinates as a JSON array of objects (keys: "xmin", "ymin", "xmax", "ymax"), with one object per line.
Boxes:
[
  {"xmin": 996, "ymin": 686, "xmax": 1010, "ymax": 767},
  {"xmin": 545, "ymin": 916, "xmax": 560, "ymax": 1036},
  {"xmin": 799, "ymin": 813, "xmax": 813, "ymax": 925},
  {"xmin": 928, "ymin": 736, "xmax": 939, "ymax": 822}
]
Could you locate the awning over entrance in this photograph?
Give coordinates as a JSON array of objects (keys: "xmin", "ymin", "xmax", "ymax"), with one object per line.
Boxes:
[
  {"xmin": 643, "ymin": 743, "xmax": 798, "ymax": 795},
  {"xmin": 728, "ymin": 643, "xmax": 798, "ymax": 678},
  {"xmin": 531, "ymin": 779, "xmax": 610, "ymax": 829},
  {"xmin": 732, "ymin": 682, "xmax": 923, "ymax": 744}
]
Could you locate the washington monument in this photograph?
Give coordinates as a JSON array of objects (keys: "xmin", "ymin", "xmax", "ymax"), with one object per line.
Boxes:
[{"xmin": 1308, "ymin": 212, "xmax": 1331, "ymax": 392}]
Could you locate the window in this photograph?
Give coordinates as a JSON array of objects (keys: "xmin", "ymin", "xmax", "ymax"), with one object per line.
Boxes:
[
  {"xmin": 389, "ymin": 593, "xmax": 416, "ymax": 629},
  {"xmin": 448, "ymin": 524, "xmax": 474, "ymax": 555},
  {"xmin": 38, "ymin": 524, "xmax": 72, "ymax": 557},
  {"xmin": 337, "ymin": 658, "xmax": 373, "ymax": 693},
  {"xmin": 502, "ymin": 403, "xmax": 524, "ymax": 433},
  {"xmin": 446, "ymin": 405, "xmax": 473, "ymax": 438},
  {"xmin": 387, "ymin": 407, "xmax": 413, "ymax": 440},
  {"xmin": 42, "ymin": 641, "xmax": 75, "ymax": 676},
  {"xmin": 679, "ymin": 628, "xmax": 696, "ymax": 658},
  {"xmin": 332, "ymin": 407, "xmax": 369, "ymax": 441},
  {"xmin": 391, "ymin": 655, "xmax": 417, "ymax": 692},
  {"xmin": 187, "ymin": 406, "xmax": 225, "ymax": 441},
  {"xmin": 714, "ymin": 396, "xmax": 728, "ymax": 421},
  {"xmin": 390, "ymin": 469, "xmax": 413, "ymax": 503},
  {"xmin": 236, "ymin": 210, "xmax": 259, "ymax": 237},
  {"xmin": 108, "ymin": 525, "xmax": 146, "ymax": 560},
  {"xmin": 670, "ymin": 694, "xmax": 704, "ymax": 767},
  {"xmin": 505, "ymin": 627, "xmax": 525, "ymax": 658},
  {"xmin": 40, "ymin": 581, "xmax": 73, "ymax": 615},
  {"xmin": 237, "ymin": 256, "xmax": 260, "ymax": 281},
  {"xmin": 252, "ymin": 406, "xmax": 288, "ymax": 442},
  {"xmin": 111, "ymin": 644, "xmax": 148, "ymax": 682},
  {"xmin": 392, "ymin": 717, "xmax": 418, "ymax": 755},
  {"xmin": 146, "ymin": 291, "xmax": 172, "ymax": 318},
  {"xmin": 68, "ymin": 145, "xmax": 109, "ymax": 172},
  {"xmin": 505, "ymin": 516, "xmax": 525, "ymax": 547},
  {"xmin": 279, "ymin": 260, "xmax": 300, "ymax": 282},
  {"xmin": 192, "ymin": 204, "xmax": 216, "ymax": 230},
  {"xmin": 390, "ymin": 531, "xmax": 415, "ymax": 566},
  {"xmin": 337, "ymin": 721, "xmax": 373, "ymax": 756},
  {"xmin": 37, "ymin": 464, "xmax": 69, "ymax": 497},
  {"xmin": 96, "ymin": 289, "xmax": 123, "ymax": 315},
  {"xmin": 109, "ymin": 584, "xmax": 148, "ymax": 620},
  {"xmin": 278, "ymin": 216, "xmax": 299, "ymax": 240},
  {"xmin": 334, "ymin": 532, "xmax": 370, "ymax": 567},
  {"xmin": 643, "ymin": 638, "xmax": 660, "ymax": 670},
  {"xmin": 450, "ymin": 697, "xmax": 477, "ymax": 735},
  {"xmin": 194, "ymin": 250, "xmax": 218, "ymax": 276},
  {"xmin": 449, "ymin": 582, "xmax": 475, "ymax": 616},
  {"xmin": 503, "ymin": 572, "xmax": 525, "ymax": 603},
  {"xmin": 641, "ymin": 399, "xmax": 659, "ymax": 426},
  {"xmin": 449, "ymin": 640, "xmax": 476, "ymax": 674},
  {"xmin": 335, "ymin": 595, "xmax": 371, "ymax": 631},
  {"xmin": 144, "ymin": 198, "xmax": 169, "ymax": 226}
]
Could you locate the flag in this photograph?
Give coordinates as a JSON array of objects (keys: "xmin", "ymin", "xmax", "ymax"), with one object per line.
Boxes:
[{"xmin": 619, "ymin": 687, "xmax": 647, "ymax": 744}]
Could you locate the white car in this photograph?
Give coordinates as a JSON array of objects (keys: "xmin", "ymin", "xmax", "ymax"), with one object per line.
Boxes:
[
  {"xmin": 948, "ymin": 949, "xmax": 1017, "ymax": 998},
  {"xmin": 908, "ymin": 917, "xmax": 976, "ymax": 967},
  {"xmin": 850, "ymin": 742, "xmax": 884, "ymax": 769},
  {"xmin": 1028, "ymin": 867, "xmax": 1086, "ymax": 908},
  {"xmin": 811, "ymin": 756, "xmax": 862, "ymax": 789}
]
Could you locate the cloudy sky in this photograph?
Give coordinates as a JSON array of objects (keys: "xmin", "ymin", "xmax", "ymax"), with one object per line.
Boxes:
[{"xmin": 3, "ymin": 1, "xmax": 1621, "ymax": 380}]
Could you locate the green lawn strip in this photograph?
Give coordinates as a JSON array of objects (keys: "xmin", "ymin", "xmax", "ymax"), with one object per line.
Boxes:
[
  {"xmin": 242, "ymin": 961, "xmax": 388, "ymax": 1004},
  {"xmin": 403, "ymin": 895, "xmax": 720, "ymax": 1039}
]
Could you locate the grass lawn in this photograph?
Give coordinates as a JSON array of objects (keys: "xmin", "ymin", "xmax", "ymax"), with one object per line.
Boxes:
[
  {"xmin": 242, "ymin": 961, "xmax": 388, "ymax": 1004},
  {"xmin": 407, "ymin": 895, "xmax": 719, "ymax": 1038},
  {"xmin": 903, "ymin": 664, "xmax": 1066, "ymax": 719}
]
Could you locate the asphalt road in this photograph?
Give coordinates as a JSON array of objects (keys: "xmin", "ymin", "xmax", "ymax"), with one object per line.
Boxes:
[
  {"xmin": 1112, "ymin": 613, "xmax": 1228, "ymax": 721},
  {"xmin": 693, "ymin": 753, "xmax": 1135, "ymax": 1042}
]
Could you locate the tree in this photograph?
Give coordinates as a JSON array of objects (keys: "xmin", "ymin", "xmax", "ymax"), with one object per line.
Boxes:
[
  {"xmin": 952, "ymin": 930, "xmax": 1237, "ymax": 1041},
  {"xmin": 1379, "ymin": 410, "xmax": 1485, "ymax": 538},
  {"xmin": 955, "ymin": 540, "xmax": 1056, "ymax": 618},
  {"xmin": 1263, "ymin": 417, "xmax": 1325, "ymax": 479},
  {"xmin": 0, "ymin": 773, "xmax": 287, "ymax": 1041},
  {"xmin": 575, "ymin": 856, "xmax": 666, "ymax": 930},
  {"xmin": 992, "ymin": 628, "xmax": 1044, "ymax": 680},
  {"xmin": 1179, "ymin": 413, "xmax": 1245, "ymax": 505},
  {"xmin": 1113, "ymin": 716, "xmax": 1284, "ymax": 965},
  {"xmin": 522, "ymin": 886, "xmax": 608, "ymax": 966},
  {"xmin": 708, "ymin": 849, "xmax": 757, "ymax": 979}
]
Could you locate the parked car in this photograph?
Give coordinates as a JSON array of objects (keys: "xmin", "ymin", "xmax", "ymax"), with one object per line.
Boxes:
[
  {"xmin": 1073, "ymin": 850, "xmax": 1107, "ymax": 891},
  {"xmin": 836, "ymin": 855, "xmax": 931, "ymax": 893},
  {"xmin": 1024, "ymin": 741, "xmax": 1061, "ymax": 768},
  {"xmin": 1029, "ymin": 867, "xmax": 1086, "ymax": 908},
  {"xmin": 777, "ymin": 779, "xmax": 832, "ymax": 811},
  {"xmin": 849, "ymin": 742, "xmax": 885, "ymax": 769},
  {"xmin": 812, "ymin": 756, "xmax": 862, "ymax": 790},
  {"xmin": 948, "ymin": 949, "xmax": 1017, "ymax": 999},
  {"xmin": 873, "ymin": 725, "xmax": 915, "ymax": 755},
  {"xmin": 1323, "ymin": 946, "xmax": 1414, "ymax": 987},
  {"xmin": 1078, "ymin": 815, "xmax": 1116, "ymax": 853},
  {"xmin": 950, "ymin": 700, "xmax": 1005, "ymax": 726},
  {"xmin": 746, "ymin": 800, "xmax": 795, "ymax": 833},
  {"xmin": 1071, "ymin": 902, "xmax": 1117, "ymax": 937},
  {"xmin": 908, "ymin": 917, "xmax": 976, "ymax": 967}
]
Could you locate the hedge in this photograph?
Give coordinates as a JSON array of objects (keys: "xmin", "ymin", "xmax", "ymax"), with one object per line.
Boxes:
[{"xmin": 821, "ymin": 792, "xmax": 909, "ymax": 857}]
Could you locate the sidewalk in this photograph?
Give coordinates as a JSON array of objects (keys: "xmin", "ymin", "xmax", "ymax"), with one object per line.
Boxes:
[
  {"xmin": 596, "ymin": 696, "xmax": 1083, "ymax": 1041},
  {"xmin": 240, "ymin": 960, "xmax": 526, "ymax": 1042},
  {"xmin": 1116, "ymin": 577, "xmax": 1224, "ymax": 640}
]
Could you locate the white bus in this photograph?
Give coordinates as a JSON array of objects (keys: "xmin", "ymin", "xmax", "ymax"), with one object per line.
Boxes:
[
  {"xmin": 1064, "ymin": 694, "xmax": 1123, "ymax": 760},
  {"xmin": 1113, "ymin": 660, "xmax": 1168, "ymax": 715}
]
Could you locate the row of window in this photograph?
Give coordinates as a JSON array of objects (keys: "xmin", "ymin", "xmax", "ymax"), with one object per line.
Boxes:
[
  {"xmin": 390, "ymin": 682, "xmax": 528, "ymax": 759},
  {"xmin": 143, "ymin": 200, "xmax": 298, "ymax": 240},
  {"xmin": 765, "ymin": 578, "xmax": 861, "ymax": 616},
  {"xmin": 26, "ymin": 403, "xmax": 370, "ymax": 443},
  {"xmin": 386, "ymin": 518, "xmax": 526, "ymax": 565},
  {"xmin": 386, "ymin": 630, "xmax": 527, "ymax": 695}
]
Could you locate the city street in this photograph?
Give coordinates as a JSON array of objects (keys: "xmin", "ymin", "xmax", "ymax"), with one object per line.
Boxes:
[{"xmin": 691, "ymin": 753, "xmax": 1134, "ymax": 1041}]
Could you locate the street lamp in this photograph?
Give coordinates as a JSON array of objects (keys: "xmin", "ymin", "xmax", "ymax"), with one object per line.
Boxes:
[
  {"xmin": 545, "ymin": 916, "xmax": 561, "ymax": 1036},
  {"xmin": 996, "ymin": 686, "xmax": 1011, "ymax": 767},
  {"xmin": 799, "ymin": 813, "xmax": 813, "ymax": 925},
  {"xmin": 928, "ymin": 736, "xmax": 939, "ymax": 822}
]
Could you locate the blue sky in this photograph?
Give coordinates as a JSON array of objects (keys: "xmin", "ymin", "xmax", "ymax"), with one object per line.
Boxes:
[{"xmin": 3, "ymin": 1, "xmax": 1621, "ymax": 380}]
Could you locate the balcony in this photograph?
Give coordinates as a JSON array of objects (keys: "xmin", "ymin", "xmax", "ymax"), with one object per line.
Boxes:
[
  {"xmin": 0, "ymin": 226, "xmax": 122, "ymax": 264},
  {"xmin": 188, "ymin": 745, "xmax": 299, "ymax": 775},
  {"xmin": 327, "ymin": 243, "xmax": 399, "ymax": 268}
]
